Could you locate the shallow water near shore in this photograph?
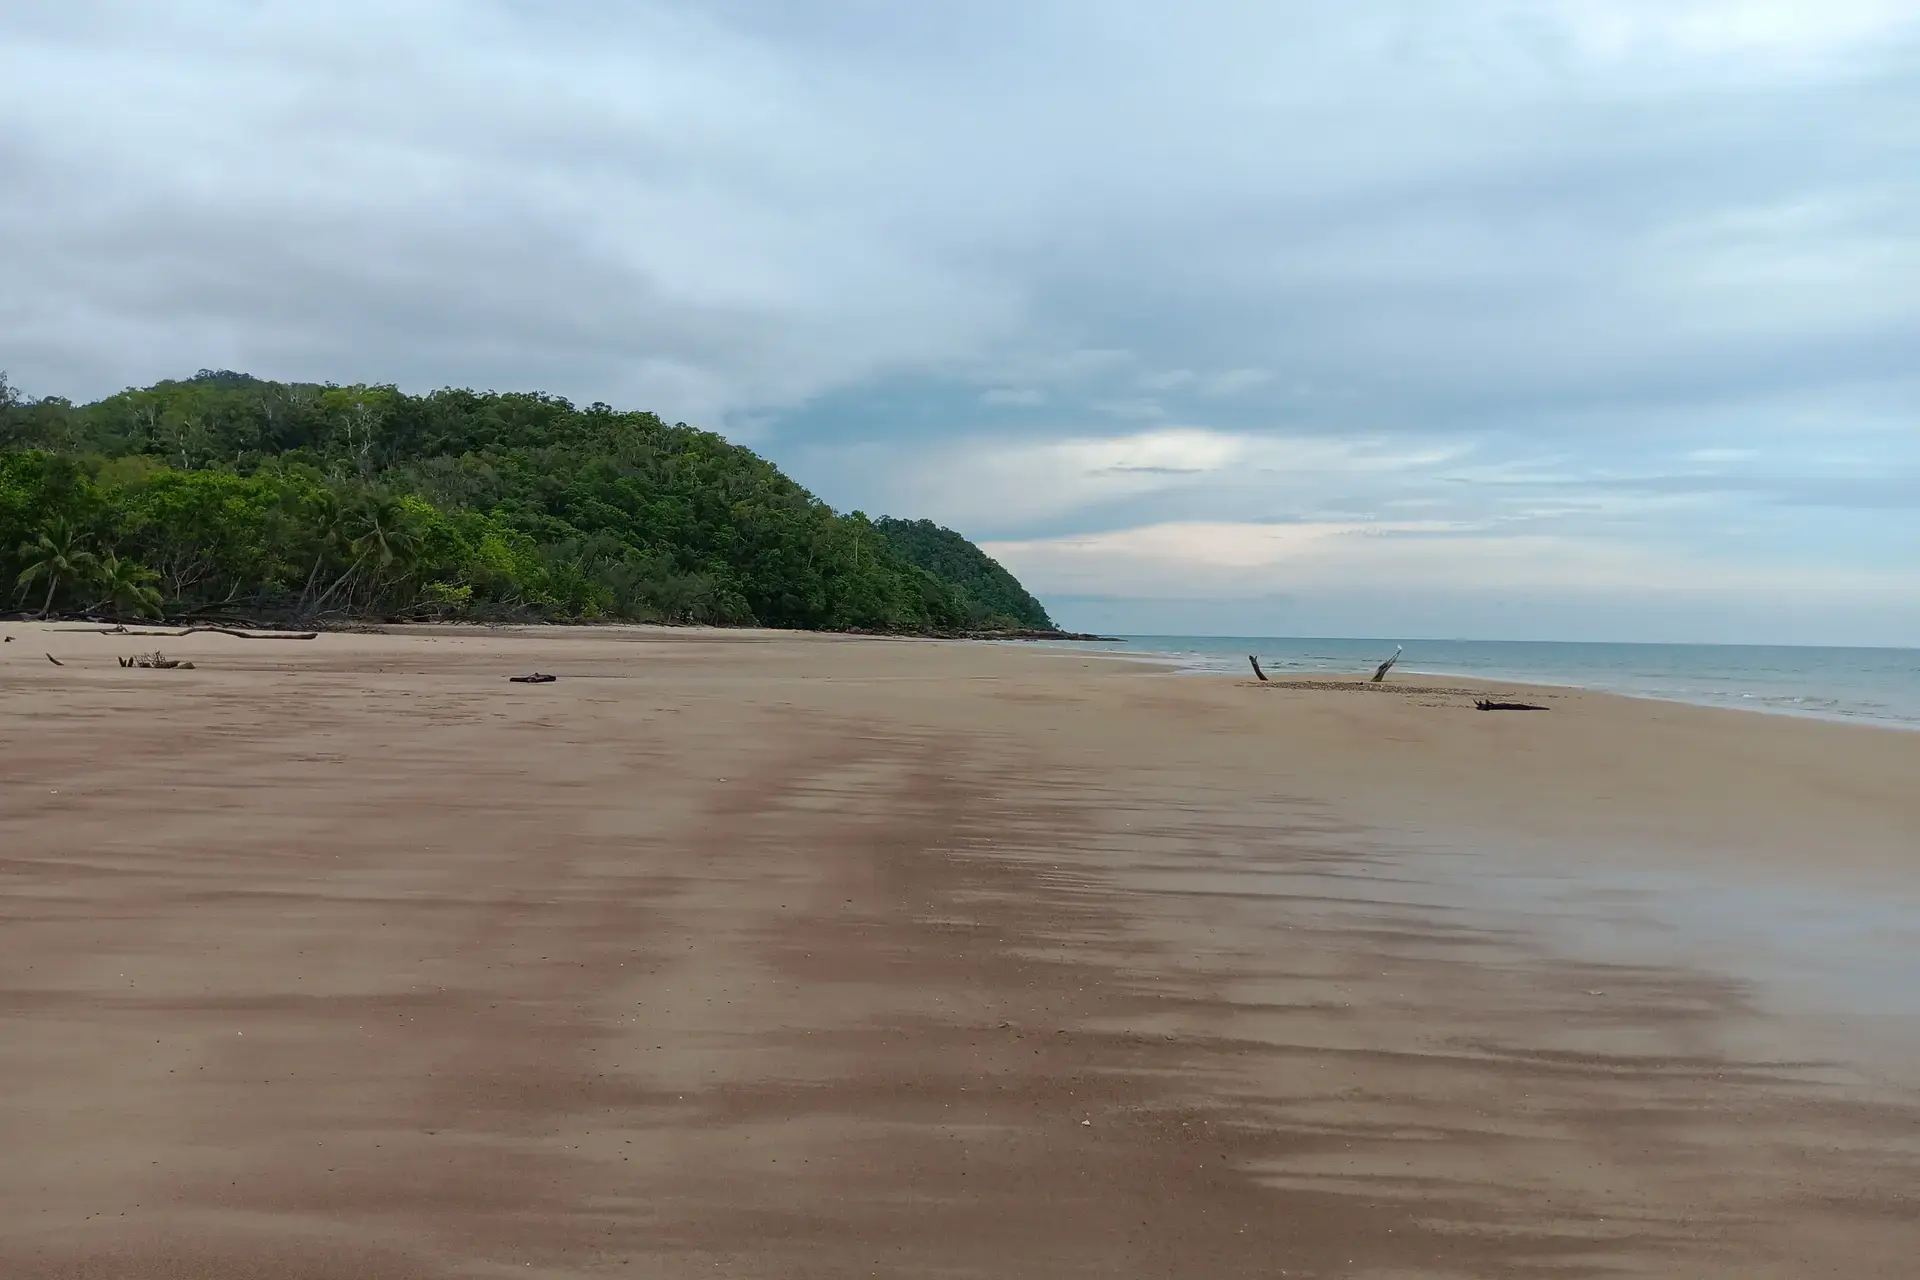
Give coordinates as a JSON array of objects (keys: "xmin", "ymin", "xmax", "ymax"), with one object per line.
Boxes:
[
  {"xmin": 1454, "ymin": 856, "xmax": 1920, "ymax": 1020},
  {"xmin": 1269, "ymin": 832, "xmax": 1920, "ymax": 1080},
  {"xmin": 1046, "ymin": 635, "xmax": 1920, "ymax": 729}
]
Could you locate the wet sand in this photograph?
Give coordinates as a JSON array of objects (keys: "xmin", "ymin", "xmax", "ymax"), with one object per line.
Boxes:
[{"xmin": 3, "ymin": 623, "xmax": 1917, "ymax": 1278}]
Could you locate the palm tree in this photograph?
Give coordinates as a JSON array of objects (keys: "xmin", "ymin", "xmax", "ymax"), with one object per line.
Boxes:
[
  {"xmin": 346, "ymin": 493, "xmax": 420, "ymax": 580},
  {"xmin": 308, "ymin": 491, "xmax": 419, "ymax": 615},
  {"xmin": 292, "ymin": 488, "xmax": 349, "ymax": 616},
  {"xmin": 16, "ymin": 520, "xmax": 99, "ymax": 618},
  {"xmin": 89, "ymin": 553, "xmax": 165, "ymax": 619}
]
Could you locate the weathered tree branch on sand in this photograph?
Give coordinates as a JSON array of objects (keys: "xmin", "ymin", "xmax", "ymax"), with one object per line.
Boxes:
[
  {"xmin": 1371, "ymin": 646, "xmax": 1403, "ymax": 683},
  {"xmin": 1248, "ymin": 655, "xmax": 1268, "ymax": 681},
  {"xmin": 118, "ymin": 651, "xmax": 194, "ymax": 669},
  {"xmin": 45, "ymin": 652, "xmax": 64, "ymax": 666},
  {"xmin": 1476, "ymin": 699, "xmax": 1547, "ymax": 712},
  {"xmin": 93, "ymin": 625, "xmax": 317, "ymax": 640},
  {"xmin": 509, "ymin": 672, "xmax": 557, "ymax": 684}
]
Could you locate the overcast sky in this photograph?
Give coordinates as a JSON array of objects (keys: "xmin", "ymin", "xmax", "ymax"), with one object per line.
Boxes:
[{"xmin": 3, "ymin": 1, "xmax": 1916, "ymax": 642}]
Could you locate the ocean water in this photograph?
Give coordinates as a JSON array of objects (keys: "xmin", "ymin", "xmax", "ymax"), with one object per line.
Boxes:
[{"xmin": 1051, "ymin": 636, "xmax": 1920, "ymax": 731}]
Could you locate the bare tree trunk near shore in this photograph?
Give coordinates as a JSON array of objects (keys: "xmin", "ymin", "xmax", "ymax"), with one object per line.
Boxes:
[{"xmin": 1372, "ymin": 646, "xmax": 1402, "ymax": 683}]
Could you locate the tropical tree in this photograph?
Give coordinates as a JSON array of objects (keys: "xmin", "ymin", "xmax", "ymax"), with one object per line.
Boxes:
[
  {"xmin": 308, "ymin": 490, "xmax": 419, "ymax": 614},
  {"xmin": 15, "ymin": 519, "xmax": 99, "ymax": 618},
  {"xmin": 348, "ymin": 492, "xmax": 419, "ymax": 576},
  {"xmin": 0, "ymin": 374, "xmax": 1054, "ymax": 631},
  {"xmin": 88, "ymin": 552, "xmax": 164, "ymax": 619},
  {"xmin": 291, "ymin": 485, "xmax": 350, "ymax": 615}
]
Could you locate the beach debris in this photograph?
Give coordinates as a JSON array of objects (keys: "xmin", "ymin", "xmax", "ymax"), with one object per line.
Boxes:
[
  {"xmin": 1475, "ymin": 699, "xmax": 1547, "ymax": 712},
  {"xmin": 509, "ymin": 672, "xmax": 558, "ymax": 684},
  {"xmin": 1371, "ymin": 645, "xmax": 1403, "ymax": 683},
  {"xmin": 45, "ymin": 652, "xmax": 64, "ymax": 666},
  {"xmin": 94, "ymin": 626, "xmax": 316, "ymax": 640},
  {"xmin": 1247, "ymin": 654, "xmax": 1268, "ymax": 681},
  {"xmin": 120, "ymin": 651, "xmax": 195, "ymax": 669}
]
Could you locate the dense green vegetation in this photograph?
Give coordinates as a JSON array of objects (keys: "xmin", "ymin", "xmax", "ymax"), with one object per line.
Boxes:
[
  {"xmin": 874, "ymin": 517, "xmax": 1052, "ymax": 630},
  {"xmin": 0, "ymin": 369, "xmax": 1052, "ymax": 630}
]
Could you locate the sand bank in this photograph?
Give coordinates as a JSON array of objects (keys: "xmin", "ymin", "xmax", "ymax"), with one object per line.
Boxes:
[{"xmin": 3, "ymin": 623, "xmax": 1916, "ymax": 1277}]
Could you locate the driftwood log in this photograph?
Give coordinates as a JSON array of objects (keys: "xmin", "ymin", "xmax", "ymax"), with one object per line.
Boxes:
[
  {"xmin": 1371, "ymin": 646, "xmax": 1403, "ymax": 683},
  {"xmin": 1475, "ymin": 699, "xmax": 1547, "ymax": 712},
  {"xmin": 45, "ymin": 652, "xmax": 63, "ymax": 666},
  {"xmin": 120, "ymin": 651, "xmax": 195, "ymax": 669},
  {"xmin": 1247, "ymin": 655, "xmax": 1268, "ymax": 681},
  {"xmin": 95, "ymin": 626, "xmax": 316, "ymax": 640},
  {"xmin": 509, "ymin": 672, "xmax": 557, "ymax": 684}
]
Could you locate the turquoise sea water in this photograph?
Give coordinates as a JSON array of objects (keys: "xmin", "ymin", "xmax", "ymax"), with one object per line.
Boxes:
[{"xmin": 1051, "ymin": 636, "xmax": 1920, "ymax": 731}]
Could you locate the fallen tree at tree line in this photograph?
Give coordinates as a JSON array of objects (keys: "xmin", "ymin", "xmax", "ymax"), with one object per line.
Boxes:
[{"xmin": 0, "ymin": 370, "xmax": 1056, "ymax": 631}]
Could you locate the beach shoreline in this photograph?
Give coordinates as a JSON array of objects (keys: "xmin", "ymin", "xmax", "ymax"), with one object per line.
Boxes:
[
  {"xmin": 4, "ymin": 622, "xmax": 1916, "ymax": 1277},
  {"xmin": 1035, "ymin": 633, "xmax": 1920, "ymax": 733}
]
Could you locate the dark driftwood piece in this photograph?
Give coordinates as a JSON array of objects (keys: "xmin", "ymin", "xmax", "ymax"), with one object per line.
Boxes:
[
  {"xmin": 196, "ymin": 627, "xmax": 316, "ymax": 640},
  {"xmin": 509, "ymin": 672, "xmax": 557, "ymax": 684},
  {"xmin": 1371, "ymin": 646, "xmax": 1403, "ymax": 683},
  {"xmin": 1476, "ymin": 699, "xmax": 1547, "ymax": 712},
  {"xmin": 120, "ymin": 651, "xmax": 194, "ymax": 669},
  {"xmin": 45, "ymin": 652, "xmax": 64, "ymax": 666},
  {"xmin": 1248, "ymin": 655, "xmax": 1268, "ymax": 681},
  {"xmin": 95, "ymin": 626, "xmax": 316, "ymax": 640}
]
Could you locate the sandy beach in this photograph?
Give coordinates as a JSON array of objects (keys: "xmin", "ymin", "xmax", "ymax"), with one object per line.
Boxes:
[{"xmin": 3, "ymin": 623, "xmax": 1917, "ymax": 1278}]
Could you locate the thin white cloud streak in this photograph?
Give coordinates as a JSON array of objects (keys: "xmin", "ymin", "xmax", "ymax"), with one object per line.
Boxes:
[
  {"xmin": 1542, "ymin": 0, "xmax": 1916, "ymax": 71},
  {"xmin": 839, "ymin": 421, "xmax": 1920, "ymax": 642},
  {"xmin": 875, "ymin": 428, "xmax": 1469, "ymax": 529},
  {"xmin": 984, "ymin": 519, "xmax": 1920, "ymax": 600},
  {"xmin": 859, "ymin": 420, "xmax": 1907, "ymax": 540}
]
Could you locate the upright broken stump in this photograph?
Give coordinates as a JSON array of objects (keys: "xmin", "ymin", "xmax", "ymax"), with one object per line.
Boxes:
[{"xmin": 1371, "ymin": 646, "xmax": 1403, "ymax": 683}]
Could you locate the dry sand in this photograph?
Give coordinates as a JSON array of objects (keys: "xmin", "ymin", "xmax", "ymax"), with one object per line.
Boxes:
[{"xmin": 2, "ymin": 623, "xmax": 1917, "ymax": 1278}]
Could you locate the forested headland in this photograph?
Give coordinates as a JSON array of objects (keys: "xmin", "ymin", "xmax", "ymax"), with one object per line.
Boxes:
[{"xmin": 0, "ymin": 369, "xmax": 1056, "ymax": 632}]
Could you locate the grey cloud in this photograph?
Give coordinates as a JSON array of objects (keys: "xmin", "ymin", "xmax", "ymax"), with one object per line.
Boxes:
[
  {"xmin": 1, "ymin": 0, "xmax": 1018, "ymax": 416},
  {"xmin": 1457, "ymin": 469, "xmax": 1920, "ymax": 511},
  {"xmin": 4, "ymin": 0, "xmax": 1915, "ymax": 434},
  {"xmin": 2, "ymin": 0, "xmax": 1916, "ymax": 647},
  {"xmin": 980, "ymin": 388, "xmax": 1046, "ymax": 407}
]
